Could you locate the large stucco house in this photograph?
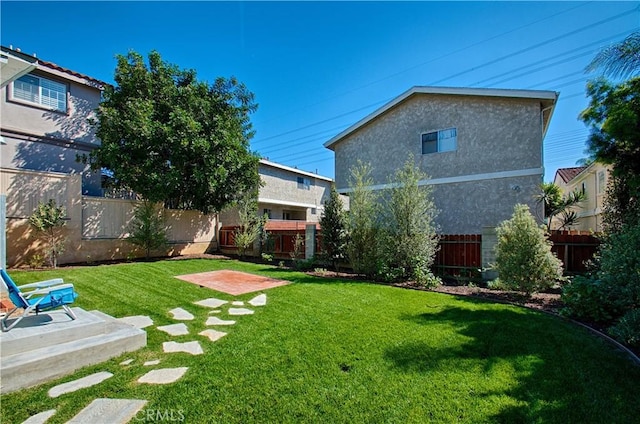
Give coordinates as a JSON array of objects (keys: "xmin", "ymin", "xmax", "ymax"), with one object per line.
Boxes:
[{"xmin": 324, "ymin": 86, "xmax": 558, "ymax": 234}]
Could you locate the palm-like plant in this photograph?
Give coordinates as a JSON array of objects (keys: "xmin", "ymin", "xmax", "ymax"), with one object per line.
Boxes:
[
  {"xmin": 536, "ymin": 182, "xmax": 587, "ymax": 231},
  {"xmin": 586, "ymin": 32, "xmax": 640, "ymax": 79}
]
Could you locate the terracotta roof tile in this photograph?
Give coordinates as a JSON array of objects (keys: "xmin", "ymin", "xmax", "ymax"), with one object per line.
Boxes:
[{"xmin": 555, "ymin": 166, "xmax": 587, "ymax": 184}]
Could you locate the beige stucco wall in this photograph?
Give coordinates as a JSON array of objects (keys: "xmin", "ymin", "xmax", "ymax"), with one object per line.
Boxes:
[
  {"xmin": 332, "ymin": 93, "xmax": 546, "ymax": 233},
  {"xmin": 3, "ymin": 168, "xmax": 218, "ymax": 267}
]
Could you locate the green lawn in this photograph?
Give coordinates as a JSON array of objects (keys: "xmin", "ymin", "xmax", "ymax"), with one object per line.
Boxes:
[{"xmin": 2, "ymin": 259, "xmax": 639, "ymax": 423}]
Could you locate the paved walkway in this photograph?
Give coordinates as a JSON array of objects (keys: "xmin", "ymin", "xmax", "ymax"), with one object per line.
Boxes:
[{"xmin": 23, "ymin": 292, "xmax": 267, "ymax": 424}]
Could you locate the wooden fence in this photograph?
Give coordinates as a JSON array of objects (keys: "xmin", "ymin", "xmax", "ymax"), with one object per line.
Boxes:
[
  {"xmin": 433, "ymin": 234, "xmax": 483, "ymax": 282},
  {"xmin": 549, "ymin": 230, "xmax": 600, "ymax": 274}
]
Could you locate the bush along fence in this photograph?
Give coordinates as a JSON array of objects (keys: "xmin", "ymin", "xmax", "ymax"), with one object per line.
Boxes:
[{"xmin": 221, "ymin": 226, "xmax": 600, "ymax": 280}]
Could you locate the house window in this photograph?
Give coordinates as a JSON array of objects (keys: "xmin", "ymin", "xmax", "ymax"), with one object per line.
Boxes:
[
  {"xmin": 422, "ymin": 128, "xmax": 457, "ymax": 154},
  {"xmin": 597, "ymin": 171, "xmax": 605, "ymax": 194},
  {"xmin": 311, "ymin": 208, "xmax": 317, "ymax": 215},
  {"xmin": 263, "ymin": 208, "xmax": 272, "ymax": 219},
  {"xmin": 297, "ymin": 176, "xmax": 311, "ymax": 190},
  {"xmin": 13, "ymin": 74, "xmax": 67, "ymax": 112},
  {"xmin": 283, "ymin": 211, "xmax": 292, "ymax": 220}
]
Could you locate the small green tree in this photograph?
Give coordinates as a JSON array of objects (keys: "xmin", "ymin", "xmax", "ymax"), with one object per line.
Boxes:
[
  {"xmin": 345, "ymin": 161, "xmax": 381, "ymax": 277},
  {"xmin": 319, "ymin": 185, "xmax": 347, "ymax": 271},
  {"xmin": 234, "ymin": 190, "xmax": 267, "ymax": 258},
  {"xmin": 493, "ymin": 204, "xmax": 564, "ymax": 296},
  {"xmin": 127, "ymin": 201, "xmax": 169, "ymax": 259},
  {"xmin": 379, "ymin": 157, "xmax": 440, "ymax": 287},
  {"xmin": 29, "ymin": 199, "xmax": 67, "ymax": 268}
]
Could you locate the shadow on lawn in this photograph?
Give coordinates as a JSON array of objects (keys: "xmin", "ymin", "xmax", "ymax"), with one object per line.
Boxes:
[
  {"xmin": 255, "ymin": 266, "xmax": 363, "ymax": 286},
  {"xmin": 385, "ymin": 306, "xmax": 640, "ymax": 423}
]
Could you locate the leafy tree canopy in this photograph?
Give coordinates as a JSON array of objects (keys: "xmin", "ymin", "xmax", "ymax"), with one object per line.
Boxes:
[
  {"xmin": 581, "ymin": 77, "xmax": 640, "ymax": 191},
  {"xmin": 585, "ymin": 32, "xmax": 640, "ymax": 79},
  {"xmin": 88, "ymin": 50, "xmax": 261, "ymax": 214}
]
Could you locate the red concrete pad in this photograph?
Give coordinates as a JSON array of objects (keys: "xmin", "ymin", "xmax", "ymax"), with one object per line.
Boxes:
[{"xmin": 175, "ymin": 270, "xmax": 290, "ymax": 295}]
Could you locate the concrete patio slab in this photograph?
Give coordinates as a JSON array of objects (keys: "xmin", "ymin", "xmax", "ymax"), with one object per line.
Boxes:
[
  {"xmin": 117, "ymin": 315, "xmax": 153, "ymax": 329},
  {"xmin": 157, "ymin": 323, "xmax": 189, "ymax": 336},
  {"xmin": 193, "ymin": 298, "xmax": 228, "ymax": 308},
  {"xmin": 138, "ymin": 367, "xmax": 189, "ymax": 385},
  {"xmin": 175, "ymin": 270, "xmax": 290, "ymax": 295},
  {"xmin": 249, "ymin": 294, "xmax": 267, "ymax": 307},
  {"xmin": 168, "ymin": 308, "xmax": 194, "ymax": 321},
  {"xmin": 21, "ymin": 409, "xmax": 56, "ymax": 424},
  {"xmin": 48, "ymin": 371, "xmax": 113, "ymax": 398},
  {"xmin": 163, "ymin": 341, "xmax": 203, "ymax": 355},
  {"xmin": 144, "ymin": 360, "xmax": 161, "ymax": 366},
  {"xmin": 67, "ymin": 398, "xmax": 147, "ymax": 424},
  {"xmin": 205, "ymin": 317, "xmax": 236, "ymax": 326},
  {"xmin": 199, "ymin": 329, "xmax": 227, "ymax": 342},
  {"xmin": 228, "ymin": 308, "xmax": 254, "ymax": 316}
]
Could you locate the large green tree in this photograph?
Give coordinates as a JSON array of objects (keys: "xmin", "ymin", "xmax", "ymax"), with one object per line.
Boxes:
[
  {"xmin": 319, "ymin": 185, "xmax": 347, "ymax": 271},
  {"xmin": 586, "ymin": 32, "xmax": 640, "ymax": 79},
  {"xmin": 88, "ymin": 51, "xmax": 260, "ymax": 214},
  {"xmin": 580, "ymin": 77, "xmax": 640, "ymax": 228}
]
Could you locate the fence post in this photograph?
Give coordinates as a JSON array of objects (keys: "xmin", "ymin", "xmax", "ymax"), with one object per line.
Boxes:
[
  {"xmin": 305, "ymin": 224, "xmax": 316, "ymax": 260},
  {"xmin": 481, "ymin": 226, "xmax": 498, "ymax": 281}
]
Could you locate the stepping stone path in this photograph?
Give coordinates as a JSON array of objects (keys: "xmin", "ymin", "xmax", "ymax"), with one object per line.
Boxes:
[
  {"xmin": 157, "ymin": 323, "xmax": 189, "ymax": 336},
  {"xmin": 163, "ymin": 341, "xmax": 203, "ymax": 355},
  {"xmin": 21, "ymin": 409, "xmax": 56, "ymax": 424},
  {"xmin": 229, "ymin": 307, "xmax": 254, "ymax": 316},
  {"xmin": 249, "ymin": 294, "xmax": 267, "ymax": 307},
  {"xmin": 24, "ymin": 292, "xmax": 270, "ymax": 423},
  {"xmin": 48, "ymin": 371, "xmax": 113, "ymax": 398},
  {"xmin": 206, "ymin": 316, "xmax": 236, "ymax": 326},
  {"xmin": 169, "ymin": 307, "xmax": 194, "ymax": 320},
  {"xmin": 67, "ymin": 398, "xmax": 147, "ymax": 424},
  {"xmin": 138, "ymin": 367, "xmax": 189, "ymax": 385},
  {"xmin": 199, "ymin": 329, "xmax": 227, "ymax": 342},
  {"xmin": 194, "ymin": 297, "xmax": 228, "ymax": 308},
  {"xmin": 118, "ymin": 315, "xmax": 154, "ymax": 328}
]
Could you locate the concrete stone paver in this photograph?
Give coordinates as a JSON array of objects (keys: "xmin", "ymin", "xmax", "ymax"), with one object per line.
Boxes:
[
  {"xmin": 67, "ymin": 398, "xmax": 147, "ymax": 424},
  {"xmin": 21, "ymin": 409, "xmax": 56, "ymax": 424},
  {"xmin": 163, "ymin": 341, "xmax": 203, "ymax": 355},
  {"xmin": 138, "ymin": 367, "xmax": 189, "ymax": 385},
  {"xmin": 206, "ymin": 316, "xmax": 236, "ymax": 326},
  {"xmin": 208, "ymin": 309, "xmax": 222, "ymax": 314},
  {"xmin": 231, "ymin": 301, "xmax": 244, "ymax": 306},
  {"xmin": 249, "ymin": 294, "xmax": 267, "ymax": 307},
  {"xmin": 157, "ymin": 323, "xmax": 189, "ymax": 336},
  {"xmin": 144, "ymin": 360, "xmax": 161, "ymax": 366},
  {"xmin": 194, "ymin": 298, "xmax": 228, "ymax": 308},
  {"xmin": 228, "ymin": 307, "xmax": 254, "ymax": 316},
  {"xmin": 118, "ymin": 315, "xmax": 154, "ymax": 329},
  {"xmin": 199, "ymin": 329, "xmax": 227, "ymax": 342},
  {"xmin": 120, "ymin": 359, "xmax": 134, "ymax": 366},
  {"xmin": 48, "ymin": 371, "xmax": 113, "ymax": 398},
  {"xmin": 169, "ymin": 307, "xmax": 194, "ymax": 321}
]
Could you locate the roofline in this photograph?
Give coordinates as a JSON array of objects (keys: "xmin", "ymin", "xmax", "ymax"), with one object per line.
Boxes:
[
  {"xmin": 259, "ymin": 159, "xmax": 333, "ymax": 182},
  {"xmin": 1, "ymin": 46, "xmax": 107, "ymax": 89},
  {"xmin": 324, "ymin": 86, "xmax": 559, "ymax": 150}
]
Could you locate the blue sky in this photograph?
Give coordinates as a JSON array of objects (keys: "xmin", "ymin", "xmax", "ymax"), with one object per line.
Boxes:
[{"xmin": 2, "ymin": 1, "xmax": 638, "ymax": 181}]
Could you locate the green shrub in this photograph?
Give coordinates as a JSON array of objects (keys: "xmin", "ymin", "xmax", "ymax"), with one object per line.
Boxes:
[
  {"xmin": 608, "ymin": 309, "xmax": 640, "ymax": 348},
  {"xmin": 562, "ymin": 222, "xmax": 640, "ymax": 323},
  {"xmin": 29, "ymin": 199, "xmax": 67, "ymax": 268},
  {"xmin": 493, "ymin": 204, "xmax": 564, "ymax": 296},
  {"xmin": 127, "ymin": 201, "xmax": 169, "ymax": 259}
]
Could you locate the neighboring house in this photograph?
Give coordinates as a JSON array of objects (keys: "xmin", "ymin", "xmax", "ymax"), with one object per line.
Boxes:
[
  {"xmin": 324, "ymin": 86, "xmax": 558, "ymax": 234},
  {"xmin": 0, "ymin": 45, "xmax": 105, "ymax": 196},
  {"xmin": 219, "ymin": 159, "xmax": 337, "ymax": 257},
  {"xmin": 554, "ymin": 163, "xmax": 611, "ymax": 232}
]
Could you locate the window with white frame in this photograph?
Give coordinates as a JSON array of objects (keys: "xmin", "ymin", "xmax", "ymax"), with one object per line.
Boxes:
[
  {"xmin": 297, "ymin": 176, "xmax": 311, "ymax": 190},
  {"xmin": 597, "ymin": 171, "xmax": 606, "ymax": 195},
  {"xmin": 421, "ymin": 128, "xmax": 457, "ymax": 154},
  {"xmin": 13, "ymin": 74, "xmax": 67, "ymax": 112}
]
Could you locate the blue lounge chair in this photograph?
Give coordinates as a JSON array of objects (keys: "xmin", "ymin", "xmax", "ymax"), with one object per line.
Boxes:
[{"xmin": 1, "ymin": 268, "xmax": 78, "ymax": 332}]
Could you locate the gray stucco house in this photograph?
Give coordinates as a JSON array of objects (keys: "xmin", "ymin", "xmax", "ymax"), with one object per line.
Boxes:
[
  {"xmin": 324, "ymin": 86, "xmax": 558, "ymax": 234},
  {"xmin": 0, "ymin": 45, "xmax": 105, "ymax": 196}
]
